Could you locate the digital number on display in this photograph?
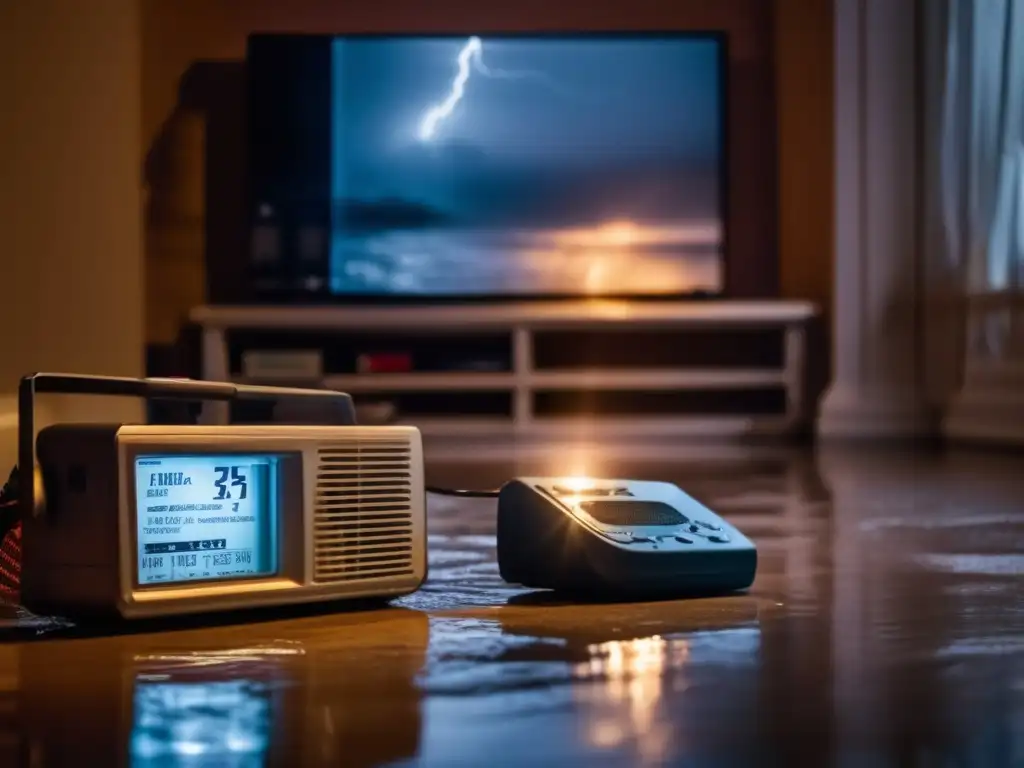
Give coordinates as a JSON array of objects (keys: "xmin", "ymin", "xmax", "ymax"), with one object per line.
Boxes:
[{"xmin": 134, "ymin": 455, "xmax": 280, "ymax": 586}]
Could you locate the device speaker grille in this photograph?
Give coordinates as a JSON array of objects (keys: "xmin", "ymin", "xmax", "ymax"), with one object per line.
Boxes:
[
  {"xmin": 579, "ymin": 500, "xmax": 688, "ymax": 527},
  {"xmin": 313, "ymin": 438, "xmax": 416, "ymax": 583}
]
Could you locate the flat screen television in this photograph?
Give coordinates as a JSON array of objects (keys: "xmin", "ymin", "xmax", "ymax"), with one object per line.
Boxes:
[{"xmin": 246, "ymin": 33, "xmax": 727, "ymax": 302}]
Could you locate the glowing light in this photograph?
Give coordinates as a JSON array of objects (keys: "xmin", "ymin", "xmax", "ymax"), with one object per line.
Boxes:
[
  {"xmin": 560, "ymin": 476, "xmax": 597, "ymax": 493},
  {"xmin": 551, "ymin": 221, "xmax": 722, "ymax": 249},
  {"xmin": 600, "ymin": 221, "xmax": 639, "ymax": 246}
]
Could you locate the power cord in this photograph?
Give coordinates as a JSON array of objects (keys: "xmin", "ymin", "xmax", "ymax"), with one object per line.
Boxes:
[{"xmin": 425, "ymin": 485, "xmax": 500, "ymax": 498}]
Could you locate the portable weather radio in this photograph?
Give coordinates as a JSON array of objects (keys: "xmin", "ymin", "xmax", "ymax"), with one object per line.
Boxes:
[
  {"xmin": 14, "ymin": 373, "xmax": 426, "ymax": 619},
  {"xmin": 496, "ymin": 476, "xmax": 757, "ymax": 597}
]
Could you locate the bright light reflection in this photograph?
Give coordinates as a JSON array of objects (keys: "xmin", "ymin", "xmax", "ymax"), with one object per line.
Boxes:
[
  {"xmin": 575, "ymin": 635, "xmax": 689, "ymax": 764},
  {"xmin": 560, "ymin": 476, "xmax": 597, "ymax": 493}
]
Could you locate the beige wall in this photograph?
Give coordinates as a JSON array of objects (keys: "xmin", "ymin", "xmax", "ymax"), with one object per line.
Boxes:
[{"xmin": 0, "ymin": 0, "xmax": 145, "ymax": 468}]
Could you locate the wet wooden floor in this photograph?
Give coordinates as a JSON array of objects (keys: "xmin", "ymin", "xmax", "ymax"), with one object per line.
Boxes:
[{"xmin": 1, "ymin": 444, "xmax": 1022, "ymax": 766}]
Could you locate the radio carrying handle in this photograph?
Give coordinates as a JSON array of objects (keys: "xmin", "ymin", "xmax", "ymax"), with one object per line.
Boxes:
[{"xmin": 17, "ymin": 373, "xmax": 357, "ymax": 521}]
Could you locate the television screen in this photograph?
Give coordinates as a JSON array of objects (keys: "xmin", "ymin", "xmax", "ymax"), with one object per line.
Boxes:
[{"xmin": 247, "ymin": 34, "xmax": 726, "ymax": 300}]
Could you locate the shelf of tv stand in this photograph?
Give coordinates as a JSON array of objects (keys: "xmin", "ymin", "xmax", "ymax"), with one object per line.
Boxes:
[
  {"xmin": 301, "ymin": 369, "xmax": 787, "ymax": 392},
  {"xmin": 385, "ymin": 415, "xmax": 793, "ymax": 437},
  {"xmin": 189, "ymin": 300, "xmax": 818, "ymax": 438},
  {"xmin": 192, "ymin": 300, "xmax": 814, "ymax": 330}
]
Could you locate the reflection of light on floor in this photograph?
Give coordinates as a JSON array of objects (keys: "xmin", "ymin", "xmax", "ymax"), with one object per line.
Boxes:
[
  {"xmin": 575, "ymin": 635, "xmax": 690, "ymax": 764},
  {"xmin": 135, "ymin": 646, "xmax": 305, "ymax": 670},
  {"xmin": 131, "ymin": 680, "xmax": 271, "ymax": 762},
  {"xmin": 129, "ymin": 646, "xmax": 302, "ymax": 764}
]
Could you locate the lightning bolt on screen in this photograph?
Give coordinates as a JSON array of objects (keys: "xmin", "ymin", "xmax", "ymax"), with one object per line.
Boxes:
[
  {"xmin": 134, "ymin": 455, "xmax": 280, "ymax": 585},
  {"xmin": 326, "ymin": 35, "xmax": 724, "ymax": 297}
]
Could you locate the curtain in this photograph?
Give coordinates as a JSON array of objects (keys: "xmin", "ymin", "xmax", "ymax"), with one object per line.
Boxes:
[
  {"xmin": 923, "ymin": 0, "xmax": 1024, "ymax": 404},
  {"xmin": 938, "ymin": 0, "xmax": 1024, "ymax": 291}
]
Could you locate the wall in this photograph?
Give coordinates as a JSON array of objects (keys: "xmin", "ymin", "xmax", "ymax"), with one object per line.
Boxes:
[
  {"xmin": 774, "ymin": 0, "xmax": 834, "ymax": 400},
  {"xmin": 774, "ymin": 0, "xmax": 834, "ymax": 319},
  {"xmin": 141, "ymin": 0, "xmax": 798, "ymax": 346},
  {"xmin": 0, "ymin": 0, "xmax": 145, "ymax": 470}
]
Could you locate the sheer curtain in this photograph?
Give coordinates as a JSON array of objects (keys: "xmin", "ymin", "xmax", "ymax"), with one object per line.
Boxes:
[
  {"xmin": 939, "ymin": 0, "xmax": 1024, "ymax": 290},
  {"xmin": 926, "ymin": 0, "xmax": 1024, "ymax": 442}
]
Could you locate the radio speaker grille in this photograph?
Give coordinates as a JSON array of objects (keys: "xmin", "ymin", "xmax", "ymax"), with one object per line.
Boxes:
[{"xmin": 313, "ymin": 438, "xmax": 416, "ymax": 583}]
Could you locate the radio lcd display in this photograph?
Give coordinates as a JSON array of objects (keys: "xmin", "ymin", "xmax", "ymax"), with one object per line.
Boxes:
[{"xmin": 133, "ymin": 454, "xmax": 281, "ymax": 586}]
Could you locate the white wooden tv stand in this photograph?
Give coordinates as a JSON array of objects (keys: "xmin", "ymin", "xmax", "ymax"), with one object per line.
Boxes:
[{"xmin": 189, "ymin": 300, "xmax": 817, "ymax": 438}]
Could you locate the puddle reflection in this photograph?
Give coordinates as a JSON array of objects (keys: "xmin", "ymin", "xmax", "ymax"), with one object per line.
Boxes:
[
  {"xmin": 131, "ymin": 679, "xmax": 272, "ymax": 764},
  {"xmin": 129, "ymin": 646, "xmax": 301, "ymax": 765},
  {"xmin": 578, "ymin": 635, "xmax": 685, "ymax": 761},
  {"xmin": 14, "ymin": 610, "xmax": 429, "ymax": 768},
  {"xmin": 416, "ymin": 598, "xmax": 762, "ymax": 766},
  {"xmin": 575, "ymin": 628, "xmax": 761, "ymax": 764}
]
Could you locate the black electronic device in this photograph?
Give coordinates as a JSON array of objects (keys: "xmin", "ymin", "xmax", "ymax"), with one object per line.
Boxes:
[
  {"xmin": 496, "ymin": 477, "xmax": 756, "ymax": 598},
  {"xmin": 239, "ymin": 32, "xmax": 727, "ymax": 304}
]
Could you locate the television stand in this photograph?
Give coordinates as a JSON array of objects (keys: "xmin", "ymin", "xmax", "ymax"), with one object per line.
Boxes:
[{"xmin": 189, "ymin": 300, "xmax": 817, "ymax": 438}]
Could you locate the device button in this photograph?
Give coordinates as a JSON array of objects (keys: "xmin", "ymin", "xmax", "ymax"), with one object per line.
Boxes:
[
  {"xmin": 688, "ymin": 524, "xmax": 703, "ymax": 534},
  {"xmin": 630, "ymin": 536, "xmax": 655, "ymax": 544},
  {"xmin": 694, "ymin": 520, "xmax": 723, "ymax": 531},
  {"xmin": 708, "ymin": 534, "xmax": 731, "ymax": 544},
  {"xmin": 674, "ymin": 535, "xmax": 694, "ymax": 544}
]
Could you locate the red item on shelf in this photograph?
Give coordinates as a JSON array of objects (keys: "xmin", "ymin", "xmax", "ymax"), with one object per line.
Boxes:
[{"xmin": 356, "ymin": 353, "xmax": 413, "ymax": 374}]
